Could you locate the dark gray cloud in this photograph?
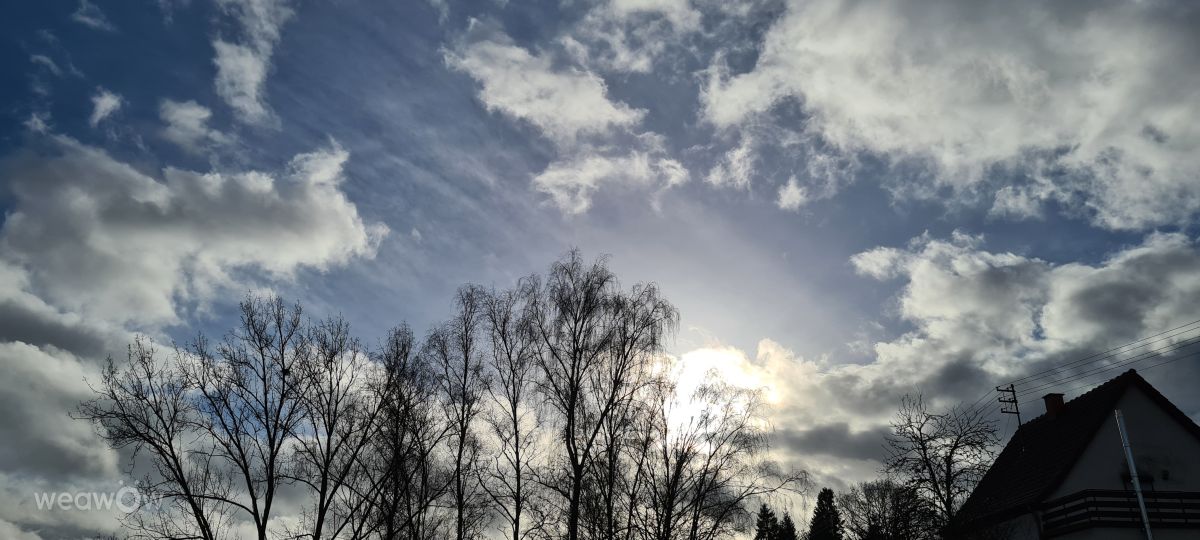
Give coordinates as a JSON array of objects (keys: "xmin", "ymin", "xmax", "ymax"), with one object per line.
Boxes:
[
  {"xmin": 0, "ymin": 342, "xmax": 112, "ymax": 481},
  {"xmin": 777, "ymin": 423, "xmax": 891, "ymax": 462},
  {"xmin": 0, "ymin": 299, "xmax": 111, "ymax": 359}
]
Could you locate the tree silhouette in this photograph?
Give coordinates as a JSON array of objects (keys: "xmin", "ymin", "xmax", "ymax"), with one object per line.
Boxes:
[
  {"xmin": 885, "ymin": 395, "xmax": 998, "ymax": 533},
  {"xmin": 428, "ymin": 286, "xmax": 491, "ymax": 540},
  {"xmin": 481, "ymin": 286, "xmax": 545, "ymax": 540},
  {"xmin": 754, "ymin": 503, "xmax": 778, "ymax": 540},
  {"xmin": 838, "ymin": 478, "xmax": 935, "ymax": 540},
  {"xmin": 77, "ymin": 250, "xmax": 804, "ymax": 540},
  {"xmin": 524, "ymin": 250, "xmax": 678, "ymax": 540},
  {"xmin": 808, "ymin": 488, "xmax": 844, "ymax": 540},
  {"xmin": 777, "ymin": 513, "xmax": 799, "ymax": 540}
]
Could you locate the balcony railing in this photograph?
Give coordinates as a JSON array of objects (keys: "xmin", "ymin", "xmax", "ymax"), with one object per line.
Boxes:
[{"xmin": 1040, "ymin": 489, "xmax": 1200, "ymax": 537}]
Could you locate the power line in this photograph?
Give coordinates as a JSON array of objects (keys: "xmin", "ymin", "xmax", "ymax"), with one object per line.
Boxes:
[
  {"xmin": 963, "ymin": 388, "xmax": 999, "ymax": 415},
  {"xmin": 1006, "ymin": 319, "xmax": 1200, "ymax": 387},
  {"xmin": 964, "ymin": 320, "xmax": 1200, "ymax": 419},
  {"xmin": 1017, "ymin": 334, "xmax": 1200, "ymax": 398},
  {"xmin": 961, "ymin": 387, "xmax": 1004, "ymax": 421},
  {"xmin": 1053, "ymin": 349, "xmax": 1200, "ymax": 398}
]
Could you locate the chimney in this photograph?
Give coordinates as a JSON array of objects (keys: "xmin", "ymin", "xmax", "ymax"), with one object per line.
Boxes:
[{"xmin": 1043, "ymin": 393, "xmax": 1065, "ymax": 417}]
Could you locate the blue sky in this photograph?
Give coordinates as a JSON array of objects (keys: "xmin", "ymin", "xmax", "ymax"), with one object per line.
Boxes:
[{"xmin": 3, "ymin": 0, "xmax": 1200, "ymax": 536}]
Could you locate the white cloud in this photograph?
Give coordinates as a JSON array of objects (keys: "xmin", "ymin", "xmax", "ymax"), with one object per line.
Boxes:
[
  {"xmin": 852, "ymin": 231, "xmax": 1200, "ymax": 384},
  {"xmin": 0, "ymin": 135, "xmax": 387, "ymax": 326},
  {"xmin": 88, "ymin": 88, "xmax": 122, "ymax": 127},
  {"xmin": 703, "ymin": 0, "xmax": 1200, "ymax": 230},
  {"xmin": 212, "ymin": 0, "xmax": 295, "ymax": 124},
  {"xmin": 427, "ymin": 0, "xmax": 449, "ymax": 22},
  {"xmin": 561, "ymin": 0, "xmax": 702, "ymax": 73},
  {"xmin": 0, "ymin": 132, "xmax": 388, "ymax": 535},
  {"xmin": 218, "ymin": 0, "xmax": 294, "ymax": 47},
  {"xmin": 533, "ymin": 151, "xmax": 687, "ymax": 214},
  {"xmin": 705, "ymin": 135, "xmax": 754, "ymax": 189},
  {"xmin": 776, "ymin": 176, "xmax": 808, "ymax": 211},
  {"xmin": 0, "ymin": 519, "xmax": 43, "ymax": 540},
  {"xmin": 71, "ymin": 0, "xmax": 116, "ymax": 32},
  {"xmin": 449, "ymin": 25, "xmax": 694, "ymax": 214},
  {"xmin": 611, "ymin": 0, "xmax": 700, "ymax": 31},
  {"xmin": 213, "ymin": 40, "xmax": 272, "ymax": 125},
  {"xmin": 685, "ymin": 231, "xmax": 1200, "ymax": 489},
  {"xmin": 23, "ymin": 113, "xmax": 50, "ymax": 134},
  {"xmin": 447, "ymin": 35, "xmax": 644, "ymax": 142},
  {"xmin": 29, "ymin": 55, "xmax": 62, "ymax": 76},
  {"xmin": 848, "ymin": 246, "xmax": 905, "ymax": 281},
  {"xmin": 159, "ymin": 99, "xmax": 230, "ymax": 152}
]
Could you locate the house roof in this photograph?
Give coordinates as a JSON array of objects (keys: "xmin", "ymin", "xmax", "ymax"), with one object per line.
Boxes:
[{"xmin": 956, "ymin": 369, "xmax": 1200, "ymax": 529}]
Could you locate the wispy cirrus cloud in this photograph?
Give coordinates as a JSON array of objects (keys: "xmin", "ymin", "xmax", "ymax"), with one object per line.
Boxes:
[
  {"xmin": 776, "ymin": 176, "xmax": 807, "ymax": 211},
  {"xmin": 561, "ymin": 0, "xmax": 702, "ymax": 73},
  {"xmin": 71, "ymin": 0, "xmax": 116, "ymax": 32},
  {"xmin": 212, "ymin": 0, "xmax": 294, "ymax": 124},
  {"xmin": 533, "ymin": 148, "xmax": 687, "ymax": 214}
]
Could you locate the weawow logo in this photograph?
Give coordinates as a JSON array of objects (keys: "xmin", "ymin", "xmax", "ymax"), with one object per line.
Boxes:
[{"xmin": 33, "ymin": 482, "xmax": 161, "ymax": 513}]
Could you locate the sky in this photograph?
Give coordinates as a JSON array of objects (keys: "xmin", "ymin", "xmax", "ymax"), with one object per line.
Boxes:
[{"xmin": 2, "ymin": 0, "xmax": 1200, "ymax": 537}]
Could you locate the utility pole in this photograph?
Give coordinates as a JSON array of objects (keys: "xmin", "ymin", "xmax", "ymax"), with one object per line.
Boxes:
[
  {"xmin": 997, "ymin": 384, "xmax": 1022, "ymax": 425},
  {"xmin": 1115, "ymin": 410, "xmax": 1154, "ymax": 540}
]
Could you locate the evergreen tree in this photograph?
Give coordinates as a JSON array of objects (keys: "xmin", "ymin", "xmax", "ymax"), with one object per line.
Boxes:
[
  {"xmin": 754, "ymin": 503, "xmax": 779, "ymax": 540},
  {"xmin": 808, "ymin": 488, "xmax": 844, "ymax": 540},
  {"xmin": 777, "ymin": 513, "xmax": 799, "ymax": 540}
]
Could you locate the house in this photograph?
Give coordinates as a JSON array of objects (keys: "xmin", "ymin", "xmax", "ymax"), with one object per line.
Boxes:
[{"xmin": 954, "ymin": 369, "xmax": 1200, "ymax": 539}]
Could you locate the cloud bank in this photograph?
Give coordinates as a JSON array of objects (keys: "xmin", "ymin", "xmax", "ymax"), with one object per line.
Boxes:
[
  {"xmin": 685, "ymin": 231, "xmax": 1200, "ymax": 490},
  {"xmin": 704, "ymin": 0, "xmax": 1200, "ymax": 229}
]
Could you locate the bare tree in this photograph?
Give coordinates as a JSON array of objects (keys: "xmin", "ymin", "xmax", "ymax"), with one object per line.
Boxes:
[
  {"xmin": 582, "ymin": 285, "xmax": 681, "ymax": 540},
  {"xmin": 289, "ymin": 315, "xmax": 387, "ymax": 540},
  {"xmin": 636, "ymin": 378, "xmax": 697, "ymax": 540},
  {"xmin": 884, "ymin": 395, "xmax": 998, "ymax": 535},
  {"xmin": 81, "ymin": 296, "xmax": 315, "ymax": 540},
  {"xmin": 524, "ymin": 251, "xmax": 678, "ymax": 540},
  {"xmin": 481, "ymin": 286, "xmax": 546, "ymax": 540},
  {"xmin": 367, "ymin": 324, "xmax": 452, "ymax": 540},
  {"xmin": 643, "ymin": 374, "xmax": 811, "ymax": 540},
  {"xmin": 837, "ymin": 479, "xmax": 934, "ymax": 540},
  {"xmin": 427, "ymin": 285, "xmax": 492, "ymax": 540},
  {"xmin": 78, "ymin": 250, "xmax": 814, "ymax": 540},
  {"xmin": 181, "ymin": 296, "xmax": 312, "ymax": 540},
  {"xmin": 77, "ymin": 337, "xmax": 231, "ymax": 540}
]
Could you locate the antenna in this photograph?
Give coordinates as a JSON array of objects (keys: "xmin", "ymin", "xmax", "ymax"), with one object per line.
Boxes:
[{"xmin": 997, "ymin": 384, "xmax": 1022, "ymax": 425}]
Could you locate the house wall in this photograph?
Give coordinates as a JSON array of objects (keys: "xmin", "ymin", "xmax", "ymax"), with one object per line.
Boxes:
[
  {"xmin": 1043, "ymin": 385, "xmax": 1200, "ymax": 540},
  {"xmin": 1050, "ymin": 385, "xmax": 1200, "ymax": 497}
]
